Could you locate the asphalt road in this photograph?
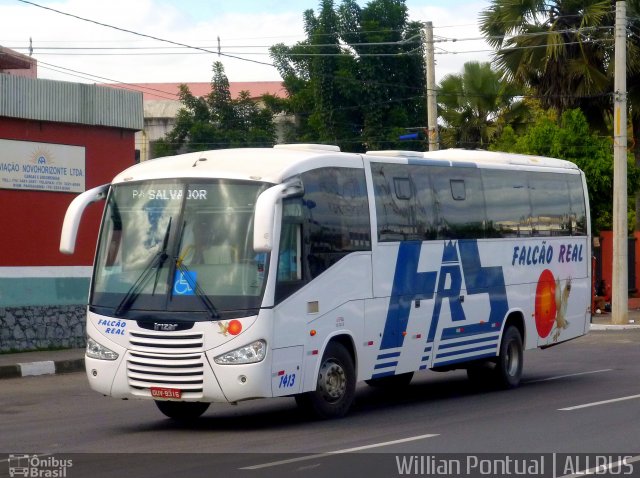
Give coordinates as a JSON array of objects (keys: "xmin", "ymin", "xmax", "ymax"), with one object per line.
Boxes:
[{"xmin": 1, "ymin": 329, "xmax": 639, "ymax": 478}]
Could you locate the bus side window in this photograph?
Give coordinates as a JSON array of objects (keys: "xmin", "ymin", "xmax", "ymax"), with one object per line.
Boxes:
[
  {"xmin": 431, "ymin": 166, "xmax": 486, "ymax": 239},
  {"xmin": 373, "ymin": 163, "xmax": 436, "ymax": 241},
  {"xmin": 567, "ymin": 174, "xmax": 587, "ymax": 235},
  {"xmin": 482, "ymin": 169, "xmax": 531, "ymax": 238},
  {"xmin": 529, "ymin": 172, "xmax": 571, "ymax": 236}
]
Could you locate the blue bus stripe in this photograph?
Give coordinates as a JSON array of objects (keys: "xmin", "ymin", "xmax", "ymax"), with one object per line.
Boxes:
[
  {"xmin": 436, "ymin": 344, "xmax": 496, "ymax": 359},
  {"xmin": 421, "ymin": 355, "xmax": 430, "ymax": 362},
  {"xmin": 371, "ymin": 371, "xmax": 396, "ymax": 379},
  {"xmin": 441, "ymin": 323, "xmax": 502, "ymax": 340},
  {"xmin": 438, "ymin": 335, "xmax": 499, "ymax": 350},
  {"xmin": 374, "ymin": 361, "xmax": 398, "ymax": 370},
  {"xmin": 377, "ymin": 352, "xmax": 401, "ymax": 360},
  {"xmin": 433, "ymin": 352, "xmax": 497, "ymax": 367}
]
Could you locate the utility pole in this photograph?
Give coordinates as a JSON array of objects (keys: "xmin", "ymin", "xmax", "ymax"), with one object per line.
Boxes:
[
  {"xmin": 612, "ymin": 0, "xmax": 628, "ymax": 325},
  {"xmin": 424, "ymin": 21, "xmax": 438, "ymax": 151}
]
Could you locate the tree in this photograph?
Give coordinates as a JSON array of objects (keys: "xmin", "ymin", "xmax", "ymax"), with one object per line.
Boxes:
[
  {"xmin": 437, "ymin": 61, "xmax": 528, "ymax": 149},
  {"xmin": 491, "ymin": 108, "xmax": 640, "ymax": 233},
  {"xmin": 270, "ymin": 0, "xmax": 426, "ymax": 152},
  {"xmin": 480, "ymin": 0, "xmax": 640, "ymax": 131},
  {"xmin": 479, "ymin": 0, "xmax": 615, "ymax": 128},
  {"xmin": 480, "ymin": 0, "xmax": 640, "ymax": 228},
  {"xmin": 153, "ymin": 62, "xmax": 277, "ymax": 157}
]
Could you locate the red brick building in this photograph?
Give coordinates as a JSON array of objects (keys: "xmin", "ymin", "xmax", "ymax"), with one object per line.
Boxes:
[{"xmin": 0, "ymin": 48, "xmax": 142, "ymax": 351}]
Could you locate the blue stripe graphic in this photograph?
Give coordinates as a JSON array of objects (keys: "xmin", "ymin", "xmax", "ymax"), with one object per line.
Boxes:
[
  {"xmin": 371, "ymin": 371, "xmax": 396, "ymax": 379},
  {"xmin": 436, "ymin": 344, "xmax": 497, "ymax": 359},
  {"xmin": 437, "ymin": 334, "xmax": 500, "ymax": 350},
  {"xmin": 375, "ymin": 238, "xmax": 509, "ymax": 377},
  {"xmin": 374, "ymin": 361, "xmax": 398, "ymax": 370},
  {"xmin": 434, "ymin": 352, "xmax": 497, "ymax": 367}
]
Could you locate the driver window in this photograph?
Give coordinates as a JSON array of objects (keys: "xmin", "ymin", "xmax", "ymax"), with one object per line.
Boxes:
[
  {"xmin": 278, "ymin": 222, "xmax": 302, "ymax": 282},
  {"xmin": 275, "ymin": 200, "xmax": 304, "ymax": 302}
]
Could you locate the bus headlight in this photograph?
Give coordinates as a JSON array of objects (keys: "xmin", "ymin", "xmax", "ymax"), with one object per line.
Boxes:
[
  {"xmin": 214, "ymin": 340, "xmax": 266, "ymax": 365},
  {"xmin": 86, "ymin": 337, "xmax": 119, "ymax": 361}
]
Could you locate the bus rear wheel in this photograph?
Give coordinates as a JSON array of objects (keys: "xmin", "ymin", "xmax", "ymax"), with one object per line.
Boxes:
[
  {"xmin": 466, "ymin": 325, "xmax": 523, "ymax": 389},
  {"xmin": 154, "ymin": 400, "xmax": 210, "ymax": 421},
  {"xmin": 494, "ymin": 325, "xmax": 523, "ymax": 389},
  {"xmin": 295, "ymin": 342, "xmax": 356, "ymax": 419}
]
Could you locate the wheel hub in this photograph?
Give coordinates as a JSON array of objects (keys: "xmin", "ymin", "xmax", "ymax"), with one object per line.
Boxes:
[{"xmin": 318, "ymin": 359, "xmax": 346, "ymax": 402}]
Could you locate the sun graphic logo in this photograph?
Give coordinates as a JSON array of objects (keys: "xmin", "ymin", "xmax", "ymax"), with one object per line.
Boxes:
[
  {"xmin": 30, "ymin": 147, "xmax": 55, "ymax": 165},
  {"xmin": 535, "ymin": 269, "xmax": 572, "ymax": 341}
]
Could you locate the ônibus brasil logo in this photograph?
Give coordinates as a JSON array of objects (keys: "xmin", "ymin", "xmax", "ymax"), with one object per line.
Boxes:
[{"xmin": 8, "ymin": 454, "xmax": 73, "ymax": 477}]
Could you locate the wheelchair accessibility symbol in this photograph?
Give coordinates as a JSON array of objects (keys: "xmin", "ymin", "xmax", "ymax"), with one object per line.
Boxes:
[{"xmin": 173, "ymin": 270, "xmax": 196, "ymax": 295}]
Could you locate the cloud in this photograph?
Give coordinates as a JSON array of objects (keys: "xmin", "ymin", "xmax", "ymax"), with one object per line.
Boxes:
[{"xmin": 1, "ymin": 0, "xmax": 493, "ymax": 84}]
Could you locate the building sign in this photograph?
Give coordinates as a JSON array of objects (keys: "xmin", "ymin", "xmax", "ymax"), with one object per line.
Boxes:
[{"xmin": 0, "ymin": 139, "xmax": 85, "ymax": 193}]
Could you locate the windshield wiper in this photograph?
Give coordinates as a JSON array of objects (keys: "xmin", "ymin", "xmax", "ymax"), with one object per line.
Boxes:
[
  {"xmin": 174, "ymin": 260, "xmax": 220, "ymax": 319},
  {"xmin": 115, "ymin": 218, "xmax": 172, "ymax": 316}
]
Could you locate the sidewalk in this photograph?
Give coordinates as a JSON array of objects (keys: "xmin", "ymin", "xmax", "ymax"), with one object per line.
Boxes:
[
  {"xmin": 1, "ymin": 311, "xmax": 639, "ymax": 380},
  {"xmin": 0, "ymin": 347, "xmax": 85, "ymax": 380},
  {"xmin": 590, "ymin": 307, "xmax": 640, "ymax": 330}
]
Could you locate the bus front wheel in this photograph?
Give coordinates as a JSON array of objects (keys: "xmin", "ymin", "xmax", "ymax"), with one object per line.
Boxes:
[
  {"xmin": 154, "ymin": 400, "xmax": 210, "ymax": 421},
  {"xmin": 295, "ymin": 342, "xmax": 356, "ymax": 419}
]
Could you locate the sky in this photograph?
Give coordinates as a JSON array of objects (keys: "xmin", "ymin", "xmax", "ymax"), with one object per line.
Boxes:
[{"xmin": 0, "ymin": 0, "xmax": 494, "ymax": 86}]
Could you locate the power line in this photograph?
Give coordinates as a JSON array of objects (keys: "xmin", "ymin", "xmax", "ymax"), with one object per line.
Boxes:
[
  {"xmin": 5, "ymin": 34, "xmax": 422, "ymax": 51},
  {"xmin": 35, "ymin": 59, "xmax": 179, "ymax": 100},
  {"xmin": 16, "ymin": 0, "xmax": 276, "ymax": 68}
]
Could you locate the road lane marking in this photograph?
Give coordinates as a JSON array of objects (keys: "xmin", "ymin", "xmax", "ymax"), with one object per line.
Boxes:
[
  {"xmin": 525, "ymin": 369, "xmax": 612, "ymax": 384},
  {"xmin": 556, "ymin": 454, "xmax": 640, "ymax": 478},
  {"xmin": 559, "ymin": 394, "xmax": 640, "ymax": 411},
  {"xmin": 239, "ymin": 433, "xmax": 439, "ymax": 470}
]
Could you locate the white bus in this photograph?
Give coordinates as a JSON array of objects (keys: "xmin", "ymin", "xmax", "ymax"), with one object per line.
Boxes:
[{"xmin": 60, "ymin": 145, "xmax": 591, "ymax": 420}]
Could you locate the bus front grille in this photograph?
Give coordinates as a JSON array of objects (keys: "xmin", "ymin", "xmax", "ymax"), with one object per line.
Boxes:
[
  {"xmin": 126, "ymin": 351, "xmax": 205, "ymax": 397},
  {"xmin": 129, "ymin": 330, "xmax": 204, "ymax": 354}
]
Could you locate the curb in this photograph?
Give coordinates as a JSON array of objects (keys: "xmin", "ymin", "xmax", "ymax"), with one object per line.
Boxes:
[
  {"xmin": 590, "ymin": 323, "xmax": 640, "ymax": 331},
  {"xmin": 0, "ymin": 358, "xmax": 85, "ymax": 380}
]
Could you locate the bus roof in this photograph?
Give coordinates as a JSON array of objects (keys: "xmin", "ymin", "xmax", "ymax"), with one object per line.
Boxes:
[
  {"xmin": 422, "ymin": 149, "xmax": 579, "ymax": 170},
  {"xmin": 112, "ymin": 145, "xmax": 579, "ymax": 185},
  {"xmin": 111, "ymin": 145, "xmax": 363, "ymax": 185},
  {"xmin": 367, "ymin": 148, "xmax": 579, "ymax": 170}
]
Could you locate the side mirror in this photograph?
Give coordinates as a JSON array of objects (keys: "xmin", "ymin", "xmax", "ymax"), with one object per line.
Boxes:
[
  {"xmin": 253, "ymin": 179, "xmax": 303, "ymax": 253},
  {"xmin": 60, "ymin": 184, "xmax": 110, "ymax": 254}
]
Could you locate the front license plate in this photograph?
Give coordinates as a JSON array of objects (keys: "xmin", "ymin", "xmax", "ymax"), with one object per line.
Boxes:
[{"xmin": 150, "ymin": 387, "xmax": 182, "ymax": 399}]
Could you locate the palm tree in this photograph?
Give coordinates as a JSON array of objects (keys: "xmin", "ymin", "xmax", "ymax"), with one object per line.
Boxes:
[
  {"xmin": 479, "ymin": 0, "xmax": 619, "ymax": 129},
  {"xmin": 437, "ymin": 61, "xmax": 527, "ymax": 149},
  {"xmin": 480, "ymin": 0, "xmax": 640, "ymax": 225}
]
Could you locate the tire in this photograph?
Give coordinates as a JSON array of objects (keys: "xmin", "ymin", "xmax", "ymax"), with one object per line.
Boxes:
[
  {"xmin": 295, "ymin": 342, "xmax": 356, "ymax": 419},
  {"xmin": 154, "ymin": 400, "xmax": 210, "ymax": 421},
  {"xmin": 494, "ymin": 325, "xmax": 523, "ymax": 389},
  {"xmin": 365, "ymin": 372, "xmax": 414, "ymax": 388}
]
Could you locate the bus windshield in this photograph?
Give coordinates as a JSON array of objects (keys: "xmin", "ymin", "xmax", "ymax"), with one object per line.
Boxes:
[{"xmin": 91, "ymin": 179, "xmax": 271, "ymax": 320}]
